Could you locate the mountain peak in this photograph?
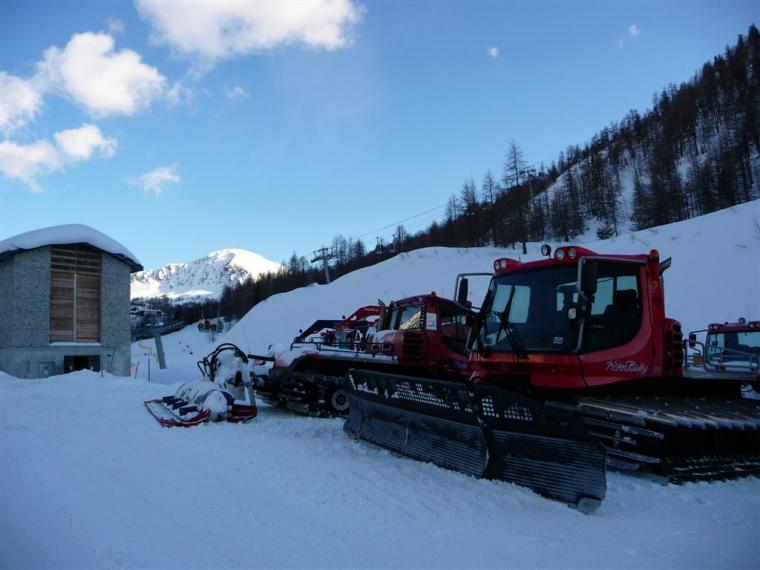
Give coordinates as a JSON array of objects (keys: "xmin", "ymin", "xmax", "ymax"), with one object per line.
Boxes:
[{"xmin": 130, "ymin": 248, "xmax": 282, "ymax": 302}]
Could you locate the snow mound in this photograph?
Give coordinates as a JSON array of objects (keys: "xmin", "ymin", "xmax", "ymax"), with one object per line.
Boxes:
[
  {"xmin": 223, "ymin": 201, "xmax": 760, "ymax": 353},
  {"xmin": 0, "ymin": 223, "xmax": 142, "ymax": 271},
  {"xmin": 131, "ymin": 248, "xmax": 282, "ymax": 302}
]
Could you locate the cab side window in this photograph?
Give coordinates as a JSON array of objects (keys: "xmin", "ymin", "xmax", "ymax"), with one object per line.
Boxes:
[
  {"xmin": 584, "ymin": 263, "xmax": 642, "ymax": 352},
  {"xmin": 439, "ymin": 303, "xmax": 470, "ymax": 354}
]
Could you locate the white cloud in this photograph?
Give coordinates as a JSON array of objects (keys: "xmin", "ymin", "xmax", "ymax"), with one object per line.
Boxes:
[
  {"xmin": 127, "ymin": 163, "xmax": 180, "ymax": 196},
  {"xmin": 107, "ymin": 17, "xmax": 125, "ymax": 35},
  {"xmin": 0, "ymin": 139, "xmax": 60, "ymax": 191},
  {"xmin": 0, "ymin": 124, "xmax": 117, "ymax": 191},
  {"xmin": 618, "ymin": 24, "xmax": 642, "ymax": 49},
  {"xmin": 225, "ymin": 85, "xmax": 249, "ymax": 102},
  {"xmin": 38, "ymin": 32, "xmax": 167, "ymax": 116},
  {"xmin": 0, "ymin": 72, "xmax": 44, "ymax": 135},
  {"xmin": 54, "ymin": 123, "xmax": 117, "ymax": 160},
  {"xmin": 487, "ymin": 46, "xmax": 499, "ymax": 59},
  {"xmin": 135, "ymin": 0, "xmax": 362, "ymax": 65}
]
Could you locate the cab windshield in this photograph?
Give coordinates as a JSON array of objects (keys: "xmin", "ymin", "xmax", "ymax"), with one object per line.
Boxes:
[
  {"xmin": 384, "ymin": 304, "xmax": 424, "ymax": 331},
  {"xmin": 707, "ymin": 330, "xmax": 760, "ymax": 361},
  {"xmin": 473, "ymin": 266, "xmax": 579, "ymax": 353}
]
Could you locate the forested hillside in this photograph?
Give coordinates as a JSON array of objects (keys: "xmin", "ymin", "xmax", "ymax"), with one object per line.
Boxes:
[{"xmin": 219, "ymin": 25, "xmax": 760, "ymax": 320}]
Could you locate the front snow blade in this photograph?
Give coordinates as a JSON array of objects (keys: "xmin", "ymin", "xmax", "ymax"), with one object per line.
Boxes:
[
  {"xmin": 345, "ymin": 369, "xmax": 606, "ymax": 512},
  {"xmin": 228, "ymin": 403, "xmax": 258, "ymax": 423}
]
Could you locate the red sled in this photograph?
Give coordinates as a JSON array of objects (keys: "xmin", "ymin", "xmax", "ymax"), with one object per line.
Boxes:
[
  {"xmin": 144, "ymin": 399, "xmax": 212, "ymax": 427},
  {"xmin": 144, "ymin": 382, "xmax": 258, "ymax": 428}
]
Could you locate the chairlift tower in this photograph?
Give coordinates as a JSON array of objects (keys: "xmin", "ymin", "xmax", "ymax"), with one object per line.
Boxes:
[{"xmin": 311, "ymin": 246, "xmax": 336, "ymax": 284}]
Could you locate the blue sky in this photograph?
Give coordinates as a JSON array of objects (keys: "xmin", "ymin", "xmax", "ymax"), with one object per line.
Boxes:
[{"xmin": 0, "ymin": 0, "xmax": 756, "ymax": 269}]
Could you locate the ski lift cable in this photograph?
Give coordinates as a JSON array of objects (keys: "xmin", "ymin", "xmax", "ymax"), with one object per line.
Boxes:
[
  {"xmin": 356, "ymin": 204, "xmax": 446, "ymax": 240},
  {"xmin": 374, "ymin": 212, "xmax": 444, "ymax": 241},
  {"xmin": 373, "ymin": 210, "xmax": 448, "ymax": 243},
  {"xmin": 354, "ymin": 204, "xmax": 447, "ymax": 240}
]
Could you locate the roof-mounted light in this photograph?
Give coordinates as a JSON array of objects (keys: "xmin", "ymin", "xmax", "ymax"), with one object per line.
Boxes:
[
  {"xmin": 540, "ymin": 244, "xmax": 552, "ymax": 257},
  {"xmin": 554, "ymin": 248, "xmax": 565, "ymax": 261},
  {"xmin": 568, "ymin": 247, "xmax": 577, "ymax": 260}
]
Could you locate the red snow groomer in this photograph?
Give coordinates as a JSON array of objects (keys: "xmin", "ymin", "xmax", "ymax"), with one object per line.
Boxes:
[
  {"xmin": 344, "ymin": 246, "xmax": 760, "ymax": 512},
  {"xmin": 255, "ymin": 295, "xmax": 474, "ymax": 416},
  {"xmin": 684, "ymin": 319, "xmax": 760, "ymax": 383},
  {"xmin": 145, "ymin": 344, "xmax": 269, "ymax": 427},
  {"xmin": 290, "ymin": 305, "xmax": 382, "ymax": 347},
  {"xmin": 323, "ymin": 305, "xmax": 382, "ymax": 348}
]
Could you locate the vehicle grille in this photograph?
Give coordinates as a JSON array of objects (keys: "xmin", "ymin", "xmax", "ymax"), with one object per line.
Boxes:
[
  {"xmin": 665, "ymin": 319, "xmax": 683, "ymax": 373},
  {"xmin": 401, "ymin": 331, "xmax": 425, "ymax": 362}
]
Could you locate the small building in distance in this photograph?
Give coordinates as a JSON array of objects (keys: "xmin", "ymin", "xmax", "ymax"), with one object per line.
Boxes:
[{"xmin": 0, "ymin": 224, "xmax": 143, "ymax": 378}]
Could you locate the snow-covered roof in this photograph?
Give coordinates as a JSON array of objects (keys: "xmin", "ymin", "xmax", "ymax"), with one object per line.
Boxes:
[{"xmin": 0, "ymin": 224, "xmax": 143, "ymax": 272}]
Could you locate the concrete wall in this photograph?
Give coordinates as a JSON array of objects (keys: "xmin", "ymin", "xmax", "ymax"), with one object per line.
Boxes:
[
  {"xmin": 11, "ymin": 247, "xmax": 51, "ymax": 348},
  {"xmin": 0, "ymin": 247, "xmax": 133, "ymax": 378},
  {"xmin": 0, "ymin": 248, "xmax": 52, "ymax": 378},
  {"xmin": 100, "ymin": 254, "xmax": 132, "ymax": 376},
  {"xmin": 0, "ymin": 257, "xmax": 13, "ymax": 347},
  {"xmin": 101, "ymin": 254, "xmax": 131, "ymax": 347}
]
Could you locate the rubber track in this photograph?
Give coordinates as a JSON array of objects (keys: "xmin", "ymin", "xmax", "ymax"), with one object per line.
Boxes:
[
  {"xmin": 568, "ymin": 395, "xmax": 760, "ymax": 480},
  {"xmin": 278, "ymin": 372, "xmax": 347, "ymax": 416},
  {"xmin": 345, "ymin": 369, "xmax": 607, "ymax": 512}
]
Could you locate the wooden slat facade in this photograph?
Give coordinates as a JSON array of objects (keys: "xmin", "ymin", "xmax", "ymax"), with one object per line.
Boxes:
[
  {"xmin": 50, "ymin": 271, "xmax": 75, "ymax": 343},
  {"xmin": 49, "ymin": 245, "xmax": 101, "ymax": 343}
]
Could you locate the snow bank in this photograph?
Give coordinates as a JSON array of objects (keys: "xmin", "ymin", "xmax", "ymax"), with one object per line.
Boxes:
[
  {"xmin": 224, "ymin": 200, "xmax": 760, "ymax": 353},
  {"xmin": 0, "ymin": 223, "xmax": 142, "ymax": 271}
]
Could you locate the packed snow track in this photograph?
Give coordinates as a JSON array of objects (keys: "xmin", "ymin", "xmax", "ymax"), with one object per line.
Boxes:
[{"xmin": 2, "ymin": 371, "xmax": 759, "ymax": 570}]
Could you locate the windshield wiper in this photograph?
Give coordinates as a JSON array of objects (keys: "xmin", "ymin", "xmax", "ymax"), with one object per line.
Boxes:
[
  {"xmin": 472, "ymin": 289, "xmax": 493, "ymax": 352},
  {"xmin": 493, "ymin": 288, "xmax": 528, "ymax": 359}
]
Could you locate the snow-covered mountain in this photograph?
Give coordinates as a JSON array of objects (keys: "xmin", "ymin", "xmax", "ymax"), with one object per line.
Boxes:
[{"xmin": 130, "ymin": 248, "xmax": 282, "ymax": 302}]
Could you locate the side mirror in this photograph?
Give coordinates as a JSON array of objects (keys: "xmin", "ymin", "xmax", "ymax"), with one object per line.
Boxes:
[
  {"xmin": 580, "ymin": 261, "xmax": 598, "ymax": 296},
  {"xmin": 688, "ymin": 332, "xmax": 697, "ymax": 348},
  {"xmin": 457, "ymin": 278, "xmax": 469, "ymax": 306}
]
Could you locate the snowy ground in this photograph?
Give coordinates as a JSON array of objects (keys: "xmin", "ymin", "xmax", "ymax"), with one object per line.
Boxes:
[
  {"xmin": 2, "ymin": 370, "xmax": 758, "ymax": 570},
  {"xmin": 130, "ymin": 324, "xmax": 219, "ymax": 384},
  {"xmin": 3, "ymin": 201, "xmax": 760, "ymax": 569}
]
